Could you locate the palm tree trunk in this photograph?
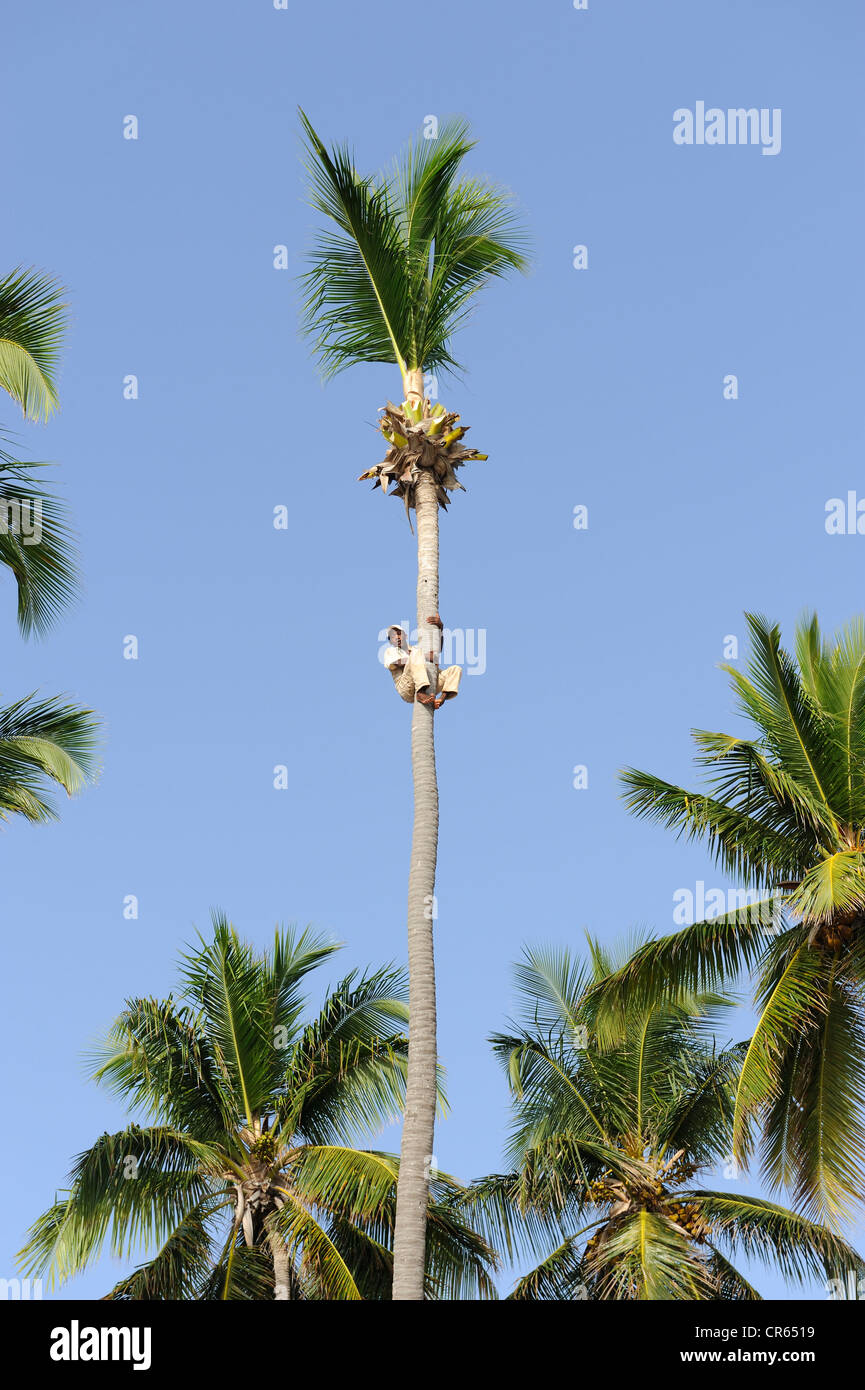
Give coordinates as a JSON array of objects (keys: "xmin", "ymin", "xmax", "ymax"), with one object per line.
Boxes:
[
  {"xmin": 392, "ymin": 368, "xmax": 440, "ymax": 1301},
  {"xmin": 270, "ymin": 1233, "xmax": 291, "ymax": 1300}
]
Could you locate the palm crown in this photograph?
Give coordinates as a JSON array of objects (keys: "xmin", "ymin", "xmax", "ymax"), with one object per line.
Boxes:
[
  {"xmin": 624, "ymin": 613, "xmax": 865, "ymax": 928},
  {"xmin": 300, "ymin": 110, "xmax": 528, "ymax": 385},
  {"xmin": 466, "ymin": 941, "xmax": 862, "ymax": 1300},
  {"xmin": 300, "ymin": 112, "xmax": 528, "ymax": 519},
  {"xmin": 595, "ymin": 613, "xmax": 865, "ymax": 1226},
  {"xmin": 19, "ymin": 915, "xmax": 497, "ymax": 1300}
]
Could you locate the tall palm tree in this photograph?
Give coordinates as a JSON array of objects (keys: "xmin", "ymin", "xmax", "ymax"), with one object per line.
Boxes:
[
  {"xmin": 465, "ymin": 941, "xmax": 863, "ymax": 1299},
  {"xmin": 19, "ymin": 914, "xmax": 498, "ymax": 1300},
  {"xmin": 592, "ymin": 613, "xmax": 865, "ymax": 1228},
  {"xmin": 299, "ymin": 112, "xmax": 527, "ymax": 1298}
]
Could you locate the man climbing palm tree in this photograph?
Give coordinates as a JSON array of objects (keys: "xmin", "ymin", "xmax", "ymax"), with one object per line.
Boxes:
[{"xmin": 384, "ymin": 616, "xmax": 461, "ymax": 709}]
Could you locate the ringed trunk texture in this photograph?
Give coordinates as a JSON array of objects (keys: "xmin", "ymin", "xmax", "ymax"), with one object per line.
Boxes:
[
  {"xmin": 270, "ymin": 1233, "xmax": 291, "ymax": 1301},
  {"xmin": 392, "ymin": 368, "xmax": 440, "ymax": 1301}
]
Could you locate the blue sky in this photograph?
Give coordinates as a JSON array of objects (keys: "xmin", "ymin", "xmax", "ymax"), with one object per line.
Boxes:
[{"xmin": 2, "ymin": 0, "xmax": 864, "ymax": 1299}]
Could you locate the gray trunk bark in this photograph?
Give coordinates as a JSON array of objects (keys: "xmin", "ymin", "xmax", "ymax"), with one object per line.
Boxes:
[
  {"xmin": 392, "ymin": 369, "xmax": 440, "ymax": 1301},
  {"xmin": 270, "ymin": 1234, "xmax": 291, "ymax": 1301}
]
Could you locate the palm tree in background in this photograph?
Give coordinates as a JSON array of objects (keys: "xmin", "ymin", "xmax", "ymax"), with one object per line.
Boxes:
[
  {"xmin": 592, "ymin": 614, "xmax": 865, "ymax": 1228},
  {"xmin": 299, "ymin": 112, "xmax": 527, "ymax": 1297},
  {"xmin": 465, "ymin": 941, "xmax": 863, "ymax": 1299},
  {"xmin": 0, "ymin": 267, "xmax": 98, "ymax": 818},
  {"xmin": 0, "ymin": 430, "xmax": 77, "ymax": 638},
  {"xmin": 0, "ymin": 691, "xmax": 99, "ymax": 824},
  {"xmin": 19, "ymin": 915, "xmax": 498, "ymax": 1300},
  {"xmin": 0, "ymin": 266, "xmax": 66, "ymax": 424}
]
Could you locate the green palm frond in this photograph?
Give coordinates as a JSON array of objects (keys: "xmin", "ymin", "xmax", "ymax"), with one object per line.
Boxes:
[
  {"xmin": 493, "ymin": 1034, "xmax": 613, "ymax": 1153},
  {"xmin": 0, "ymin": 441, "xmax": 78, "ymax": 635},
  {"xmin": 422, "ymin": 1181, "xmax": 500, "ymax": 1301},
  {"xmin": 510, "ymin": 943, "xmax": 591, "ymax": 1038},
  {"xmin": 299, "ymin": 110, "xmax": 413, "ymax": 380},
  {"xmin": 307, "ymin": 1219, "xmax": 392, "ymax": 1300},
  {"xmin": 732, "ymin": 941, "xmax": 828, "ymax": 1167},
  {"xmin": 105, "ymin": 1199, "xmax": 223, "ymax": 1301},
  {"xmin": 422, "ymin": 173, "xmax": 529, "ymax": 374},
  {"xmin": 320, "ymin": 1169, "xmax": 499, "ymax": 1301},
  {"xmin": 592, "ymin": 1209, "xmax": 711, "ymax": 1300},
  {"xmin": 689, "ymin": 1191, "xmax": 864, "ymax": 1285},
  {"xmin": 262, "ymin": 923, "xmax": 341, "ymax": 1033},
  {"xmin": 630, "ymin": 995, "xmax": 736, "ymax": 1143},
  {"xmin": 726, "ymin": 615, "xmax": 840, "ymax": 833},
  {"xmin": 0, "ymin": 692, "xmax": 100, "ymax": 823},
  {"xmin": 18, "ymin": 1125, "xmax": 220, "ymax": 1287},
  {"xmin": 200, "ymin": 1228, "xmax": 277, "ymax": 1301},
  {"xmin": 457, "ymin": 1166, "xmax": 583, "ymax": 1269},
  {"xmin": 586, "ymin": 903, "xmax": 778, "ymax": 1038},
  {"xmin": 621, "ymin": 768, "xmax": 812, "ymax": 886},
  {"xmin": 279, "ymin": 966, "xmax": 409, "ymax": 1144},
  {"xmin": 88, "ymin": 996, "xmax": 234, "ymax": 1142},
  {"xmin": 772, "ymin": 966, "xmax": 865, "ymax": 1225},
  {"xmin": 507, "ymin": 1232, "xmax": 589, "ymax": 1300},
  {"xmin": 188, "ymin": 927, "xmax": 264, "ymax": 1128},
  {"xmin": 705, "ymin": 1247, "xmax": 763, "ymax": 1300},
  {"xmin": 794, "ymin": 614, "xmax": 865, "ymax": 825},
  {"xmin": 691, "ymin": 730, "xmax": 838, "ymax": 849},
  {"xmin": 0, "ymin": 267, "xmax": 67, "ymax": 421},
  {"xmin": 179, "ymin": 912, "xmax": 322, "ymax": 1126},
  {"xmin": 299, "ymin": 110, "xmax": 528, "ymax": 384},
  {"xmin": 290, "ymin": 1146, "xmax": 399, "ymax": 1224},
  {"xmin": 268, "ymin": 1188, "xmax": 363, "ymax": 1300},
  {"xmin": 785, "ymin": 850, "xmax": 865, "ymax": 926},
  {"xmin": 661, "ymin": 1041, "xmax": 747, "ymax": 1164}
]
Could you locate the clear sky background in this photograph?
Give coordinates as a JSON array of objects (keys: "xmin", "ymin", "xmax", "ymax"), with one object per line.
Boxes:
[{"xmin": 2, "ymin": 0, "xmax": 863, "ymax": 1300}]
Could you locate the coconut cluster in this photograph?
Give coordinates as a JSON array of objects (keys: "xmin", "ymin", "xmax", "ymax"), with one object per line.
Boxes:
[
  {"xmin": 585, "ymin": 1155, "xmax": 707, "ymax": 1244},
  {"xmin": 357, "ymin": 396, "xmax": 488, "ymax": 523},
  {"xmin": 249, "ymin": 1131, "xmax": 279, "ymax": 1165},
  {"xmin": 811, "ymin": 916, "xmax": 857, "ymax": 950}
]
